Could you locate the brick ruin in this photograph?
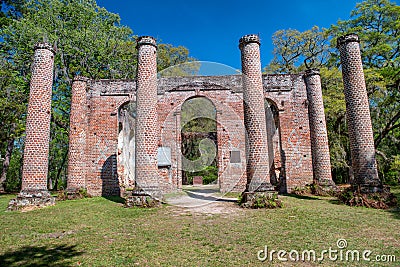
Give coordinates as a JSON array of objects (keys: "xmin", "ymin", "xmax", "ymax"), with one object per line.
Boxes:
[{"xmin": 8, "ymin": 33, "xmax": 383, "ymax": 209}]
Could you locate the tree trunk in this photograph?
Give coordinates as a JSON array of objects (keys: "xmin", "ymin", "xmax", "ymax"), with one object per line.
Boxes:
[
  {"xmin": 0, "ymin": 137, "xmax": 14, "ymax": 192},
  {"xmin": 53, "ymin": 150, "xmax": 68, "ymax": 191}
]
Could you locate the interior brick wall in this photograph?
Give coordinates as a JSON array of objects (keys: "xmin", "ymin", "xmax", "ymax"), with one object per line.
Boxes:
[{"xmin": 69, "ymin": 71, "xmax": 314, "ymax": 195}]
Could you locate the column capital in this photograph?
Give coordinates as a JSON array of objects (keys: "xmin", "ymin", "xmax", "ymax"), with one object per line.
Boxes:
[
  {"xmin": 239, "ymin": 34, "xmax": 260, "ymax": 50},
  {"xmin": 73, "ymin": 75, "xmax": 90, "ymax": 83},
  {"xmin": 304, "ymin": 68, "xmax": 320, "ymax": 78},
  {"xmin": 34, "ymin": 42, "xmax": 56, "ymax": 54},
  {"xmin": 337, "ymin": 33, "xmax": 359, "ymax": 48},
  {"xmin": 136, "ymin": 36, "xmax": 157, "ymax": 49}
]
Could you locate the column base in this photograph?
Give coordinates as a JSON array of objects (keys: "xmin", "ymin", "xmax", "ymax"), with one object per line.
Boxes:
[
  {"xmin": 313, "ymin": 180, "xmax": 338, "ymax": 196},
  {"xmin": 60, "ymin": 187, "xmax": 90, "ymax": 200},
  {"xmin": 240, "ymin": 190, "xmax": 282, "ymax": 209},
  {"xmin": 124, "ymin": 188, "xmax": 161, "ymax": 208},
  {"xmin": 338, "ymin": 185, "xmax": 396, "ymax": 209},
  {"xmin": 7, "ymin": 190, "xmax": 55, "ymax": 211},
  {"xmin": 351, "ymin": 180, "xmax": 383, "ymax": 194},
  {"xmin": 247, "ymin": 182, "xmax": 275, "ymax": 193}
]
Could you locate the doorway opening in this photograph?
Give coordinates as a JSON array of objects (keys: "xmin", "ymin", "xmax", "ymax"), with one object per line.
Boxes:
[
  {"xmin": 180, "ymin": 97, "xmax": 218, "ymax": 186},
  {"xmin": 265, "ymin": 99, "xmax": 282, "ymax": 185},
  {"xmin": 117, "ymin": 101, "xmax": 136, "ymax": 190}
]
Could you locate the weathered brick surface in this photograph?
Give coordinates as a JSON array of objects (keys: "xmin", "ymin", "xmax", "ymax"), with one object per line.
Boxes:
[
  {"xmin": 67, "ymin": 76, "xmax": 315, "ymax": 195},
  {"xmin": 67, "ymin": 76, "xmax": 89, "ymax": 192},
  {"xmin": 85, "ymin": 81, "xmax": 128, "ymax": 196},
  {"xmin": 18, "ymin": 34, "xmax": 382, "ymax": 201},
  {"xmin": 263, "ymin": 75, "xmax": 314, "ymax": 192},
  {"xmin": 239, "ymin": 34, "xmax": 272, "ymax": 192},
  {"xmin": 157, "ymin": 84, "xmax": 248, "ymax": 193},
  {"xmin": 117, "ymin": 100, "xmax": 136, "ymax": 192},
  {"xmin": 337, "ymin": 34, "xmax": 382, "ymax": 192},
  {"xmin": 135, "ymin": 36, "xmax": 161, "ymax": 198},
  {"xmin": 8, "ymin": 43, "xmax": 56, "ymax": 210},
  {"xmin": 304, "ymin": 69, "xmax": 334, "ymax": 185},
  {"xmin": 21, "ymin": 43, "xmax": 55, "ymax": 192},
  {"xmin": 61, "ymin": 35, "xmax": 364, "ymax": 196}
]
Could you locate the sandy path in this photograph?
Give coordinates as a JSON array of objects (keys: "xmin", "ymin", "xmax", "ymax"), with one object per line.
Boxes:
[{"xmin": 164, "ymin": 185, "xmax": 242, "ymax": 215}]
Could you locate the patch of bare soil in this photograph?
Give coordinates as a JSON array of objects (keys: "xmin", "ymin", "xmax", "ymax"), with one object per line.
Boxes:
[{"xmin": 164, "ymin": 185, "xmax": 243, "ymax": 216}]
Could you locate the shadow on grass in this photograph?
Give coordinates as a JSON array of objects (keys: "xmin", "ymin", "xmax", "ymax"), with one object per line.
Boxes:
[
  {"xmin": 284, "ymin": 194, "xmax": 320, "ymax": 200},
  {"xmin": 327, "ymin": 198, "xmax": 341, "ymax": 205},
  {"xmin": 386, "ymin": 208, "xmax": 400, "ymax": 220},
  {"xmin": 102, "ymin": 196, "xmax": 126, "ymax": 204},
  {"xmin": 184, "ymin": 190, "xmax": 238, "ymax": 203},
  {"xmin": 0, "ymin": 244, "xmax": 83, "ymax": 267},
  {"xmin": 386, "ymin": 185, "xmax": 400, "ymax": 220}
]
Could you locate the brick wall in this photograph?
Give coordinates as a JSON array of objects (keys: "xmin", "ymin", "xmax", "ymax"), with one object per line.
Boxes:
[
  {"xmin": 68, "ymin": 74, "xmax": 315, "ymax": 195},
  {"xmin": 157, "ymin": 84, "xmax": 248, "ymax": 193},
  {"xmin": 65, "ymin": 36, "xmax": 321, "ymax": 196},
  {"xmin": 264, "ymin": 75, "xmax": 313, "ymax": 192},
  {"xmin": 85, "ymin": 81, "xmax": 129, "ymax": 196}
]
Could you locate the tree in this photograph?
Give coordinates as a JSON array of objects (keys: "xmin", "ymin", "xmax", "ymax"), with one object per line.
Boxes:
[
  {"xmin": 264, "ymin": 26, "xmax": 330, "ymax": 73},
  {"xmin": 266, "ymin": 0, "xmax": 400, "ymax": 184},
  {"xmin": 0, "ymin": 0, "xmax": 194, "ymax": 191},
  {"xmin": 329, "ymin": 0, "xmax": 400, "ymax": 183}
]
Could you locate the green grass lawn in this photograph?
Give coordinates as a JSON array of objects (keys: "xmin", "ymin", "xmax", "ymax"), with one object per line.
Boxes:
[{"xmin": 0, "ymin": 188, "xmax": 399, "ymax": 266}]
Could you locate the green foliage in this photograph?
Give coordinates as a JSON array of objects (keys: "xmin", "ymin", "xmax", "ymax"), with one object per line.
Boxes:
[
  {"xmin": 265, "ymin": 26, "xmax": 330, "ymax": 73},
  {"xmin": 57, "ymin": 187, "xmax": 90, "ymax": 200},
  {"xmin": 186, "ymin": 165, "xmax": 218, "ymax": 185},
  {"xmin": 267, "ymin": 0, "xmax": 400, "ymax": 184},
  {"xmin": 181, "ymin": 97, "xmax": 217, "ymax": 132},
  {"xmin": 4, "ymin": 148, "xmax": 22, "ymax": 192},
  {"xmin": 0, "ymin": 0, "xmax": 194, "ymax": 191},
  {"xmin": 241, "ymin": 192, "xmax": 283, "ymax": 209},
  {"xmin": 181, "ymin": 97, "xmax": 218, "ymax": 185},
  {"xmin": 337, "ymin": 187, "xmax": 397, "ymax": 209},
  {"xmin": 384, "ymin": 155, "xmax": 400, "ymax": 185},
  {"xmin": 157, "ymin": 44, "xmax": 198, "ymax": 75}
]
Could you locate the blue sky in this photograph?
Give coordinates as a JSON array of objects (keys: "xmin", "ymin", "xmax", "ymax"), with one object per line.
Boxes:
[{"xmin": 96, "ymin": 0, "xmax": 376, "ymax": 70}]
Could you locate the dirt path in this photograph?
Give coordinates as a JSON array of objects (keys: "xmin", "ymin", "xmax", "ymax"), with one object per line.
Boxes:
[{"xmin": 164, "ymin": 184, "xmax": 243, "ymax": 215}]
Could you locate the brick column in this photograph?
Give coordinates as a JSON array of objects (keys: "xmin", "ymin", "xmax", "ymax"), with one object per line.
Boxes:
[
  {"xmin": 8, "ymin": 43, "xmax": 56, "ymax": 210},
  {"xmin": 337, "ymin": 34, "xmax": 382, "ymax": 193},
  {"xmin": 304, "ymin": 69, "xmax": 335, "ymax": 188},
  {"xmin": 134, "ymin": 36, "xmax": 161, "ymax": 199},
  {"xmin": 239, "ymin": 34, "xmax": 273, "ymax": 193},
  {"xmin": 67, "ymin": 76, "xmax": 89, "ymax": 195}
]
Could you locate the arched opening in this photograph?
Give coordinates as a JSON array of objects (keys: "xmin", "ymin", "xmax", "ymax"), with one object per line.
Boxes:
[
  {"xmin": 117, "ymin": 101, "xmax": 136, "ymax": 190},
  {"xmin": 180, "ymin": 97, "xmax": 218, "ymax": 186},
  {"xmin": 265, "ymin": 99, "xmax": 282, "ymax": 185}
]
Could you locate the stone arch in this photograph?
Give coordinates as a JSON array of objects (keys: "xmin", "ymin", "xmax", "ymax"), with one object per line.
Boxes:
[
  {"xmin": 158, "ymin": 88, "xmax": 247, "ymax": 193},
  {"xmin": 265, "ymin": 98, "xmax": 282, "ymax": 185},
  {"xmin": 117, "ymin": 101, "xmax": 136, "ymax": 191}
]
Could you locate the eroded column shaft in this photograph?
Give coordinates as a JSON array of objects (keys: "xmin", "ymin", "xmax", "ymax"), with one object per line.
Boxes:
[
  {"xmin": 67, "ymin": 76, "xmax": 89, "ymax": 192},
  {"xmin": 337, "ymin": 34, "xmax": 382, "ymax": 192},
  {"xmin": 304, "ymin": 69, "xmax": 334, "ymax": 186},
  {"xmin": 239, "ymin": 34, "xmax": 272, "ymax": 192}
]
